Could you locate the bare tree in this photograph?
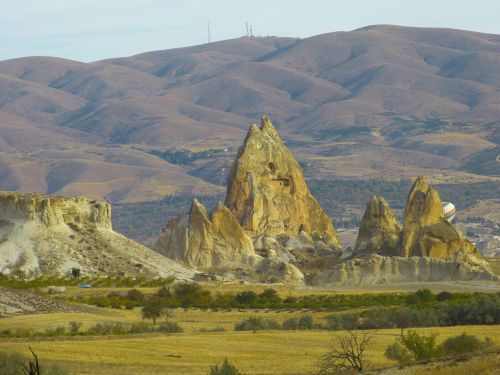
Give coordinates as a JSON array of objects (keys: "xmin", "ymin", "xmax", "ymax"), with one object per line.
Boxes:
[
  {"xmin": 22, "ymin": 347, "xmax": 40, "ymax": 375},
  {"xmin": 317, "ymin": 330, "xmax": 373, "ymax": 374}
]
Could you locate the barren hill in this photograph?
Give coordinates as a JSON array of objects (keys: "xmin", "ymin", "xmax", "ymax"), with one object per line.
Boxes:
[{"xmin": 0, "ymin": 25, "xmax": 499, "ymax": 203}]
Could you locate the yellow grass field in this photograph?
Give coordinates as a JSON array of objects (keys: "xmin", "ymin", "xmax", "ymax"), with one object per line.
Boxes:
[{"xmin": 0, "ymin": 308, "xmax": 499, "ymax": 375}]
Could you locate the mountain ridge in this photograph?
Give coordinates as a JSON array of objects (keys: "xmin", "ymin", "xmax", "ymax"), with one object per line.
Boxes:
[{"xmin": 0, "ymin": 25, "xmax": 498, "ymax": 203}]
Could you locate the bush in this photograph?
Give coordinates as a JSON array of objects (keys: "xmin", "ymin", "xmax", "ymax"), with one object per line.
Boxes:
[
  {"xmin": 400, "ymin": 330, "xmax": 441, "ymax": 361},
  {"xmin": 157, "ymin": 322, "xmax": 183, "ymax": 333},
  {"xmin": 282, "ymin": 318, "xmax": 298, "ymax": 330},
  {"xmin": 436, "ymin": 291, "xmax": 453, "ymax": 302},
  {"xmin": 258, "ymin": 289, "xmax": 281, "ymax": 306},
  {"xmin": 88, "ymin": 322, "xmax": 126, "ymax": 335},
  {"xmin": 0, "ymin": 351, "xmax": 25, "ymax": 375},
  {"xmin": 209, "ymin": 358, "xmax": 241, "ymax": 375},
  {"xmin": 174, "ymin": 282, "xmax": 212, "ymax": 307},
  {"xmin": 44, "ymin": 326, "xmax": 66, "ymax": 336},
  {"xmin": 235, "ymin": 291, "xmax": 257, "ymax": 306},
  {"xmin": 0, "ymin": 349, "xmax": 70, "ymax": 375},
  {"xmin": 325, "ymin": 313, "xmax": 360, "ymax": 330},
  {"xmin": 234, "ymin": 316, "xmax": 280, "ymax": 332},
  {"xmin": 68, "ymin": 321, "xmax": 82, "ymax": 335},
  {"xmin": 298, "ymin": 315, "xmax": 314, "ymax": 330},
  {"xmin": 406, "ymin": 289, "xmax": 435, "ymax": 305},
  {"xmin": 127, "ymin": 289, "xmax": 145, "ymax": 302},
  {"xmin": 156, "ymin": 286, "xmax": 171, "ymax": 298},
  {"xmin": 384, "ymin": 342, "xmax": 413, "ymax": 365},
  {"xmin": 441, "ymin": 333, "xmax": 492, "ymax": 356}
]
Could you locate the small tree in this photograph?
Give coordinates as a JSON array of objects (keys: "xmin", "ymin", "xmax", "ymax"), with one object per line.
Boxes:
[
  {"xmin": 163, "ymin": 307, "xmax": 175, "ymax": 324},
  {"xmin": 141, "ymin": 297, "xmax": 163, "ymax": 324},
  {"xmin": 400, "ymin": 330, "xmax": 440, "ymax": 361},
  {"xmin": 209, "ymin": 358, "xmax": 241, "ymax": 375},
  {"xmin": 317, "ymin": 330, "xmax": 373, "ymax": 374}
]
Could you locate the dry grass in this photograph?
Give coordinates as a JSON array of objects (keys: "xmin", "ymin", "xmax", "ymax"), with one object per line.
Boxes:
[
  {"xmin": 411, "ymin": 352, "xmax": 499, "ymax": 375},
  {"xmin": 0, "ymin": 308, "xmax": 333, "ymax": 334},
  {"xmin": 0, "ymin": 306, "xmax": 499, "ymax": 375}
]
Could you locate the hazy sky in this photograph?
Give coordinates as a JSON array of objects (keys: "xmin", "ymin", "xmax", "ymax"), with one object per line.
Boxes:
[{"xmin": 2, "ymin": 0, "xmax": 500, "ymax": 62}]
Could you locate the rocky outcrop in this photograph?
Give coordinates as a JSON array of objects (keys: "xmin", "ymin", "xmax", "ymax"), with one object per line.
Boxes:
[
  {"xmin": 0, "ymin": 192, "xmax": 194, "ymax": 279},
  {"xmin": 400, "ymin": 177, "xmax": 480, "ymax": 258},
  {"xmin": 0, "ymin": 192, "xmax": 111, "ymax": 229},
  {"xmin": 353, "ymin": 195, "xmax": 401, "ymax": 256},
  {"xmin": 155, "ymin": 199, "xmax": 256, "ymax": 269},
  {"xmin": 316, "ymin": 253, "xmax": 496, "ymax": 286},
  {"xmin": 225, "ymin": 116, "xmax": 340, "ymax": 247},
  {"xmin": 155, "ymin": 199, "xmax": 305, "ymax": 285}
]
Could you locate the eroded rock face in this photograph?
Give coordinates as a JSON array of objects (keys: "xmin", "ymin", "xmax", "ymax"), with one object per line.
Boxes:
[
  {"xmin": 225, "ymin": 116, "xmax": 340, "ymax": 247},
  {"xmin": 316, "ymin": 253, "xmax": 496, "ymax": 286},
  {"xmin": 0, "ymin": 192, "xmax": 194, "ymax": 280},
  {"xmin": 400, "ymin": 177, "xmax": 480, "ymax": 258},
  {"xmin": 353, "ymin": 195, "xmax": 401, "ymax": 256},
  {"xmin": 0, "ymin": 192, "xmax": 111, "ymax": 229},
  {"xmin": 155, "ymin": 199, "xmax": 305, "ymax": 285},
  {"xmin": 155, "ymin": 199, "xmax": 257, "ymax": 269}
]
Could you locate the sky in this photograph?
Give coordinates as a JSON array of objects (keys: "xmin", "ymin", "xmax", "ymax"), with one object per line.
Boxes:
[{"xmin": 1, "ymin": 0, "xmax": 500, "ymax": 62}]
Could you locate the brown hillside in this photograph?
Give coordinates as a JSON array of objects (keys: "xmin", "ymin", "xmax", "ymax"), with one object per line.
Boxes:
[{"xmin": 0, "ymin": 25, "xmax": 498, "ymax": 202}]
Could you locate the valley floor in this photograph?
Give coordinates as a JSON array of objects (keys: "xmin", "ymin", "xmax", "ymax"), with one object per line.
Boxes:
[{"xmin": 0, "ymin": 307, "xmax": 499, "ymax": 374}]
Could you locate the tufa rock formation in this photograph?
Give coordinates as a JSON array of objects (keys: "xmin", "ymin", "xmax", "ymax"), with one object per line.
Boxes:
[
  {"xmin": 0, "ymin": 192, "xmax": 194, "ymax": 279},
  {"xmin": 338, "ymin": 177, "xmax": 495, "ymax": 285},
  {"xmin": 155, "ymin": 199, "xmax": 304, "ymax": 285},
  {"xmin": 353, "ymin": 195, "xmax": 401, "ymax": 256},
  {"xmin": 155, "ymin": 199, "xmax": 256, "ymax": 269},
  {"xmin": 154, "ymin": 115, "xmax": 345, "ymax": 285},
  {"xmin": 400, "ymin": 177, "xmax": 480, "ymax": 258},
  {"xmin": 317, "ymin": 253, "xmax": 496, "ymax": 286},
  {"xmin": 225, "ymin": 116, "xmax": 340, "ymax": 247}
]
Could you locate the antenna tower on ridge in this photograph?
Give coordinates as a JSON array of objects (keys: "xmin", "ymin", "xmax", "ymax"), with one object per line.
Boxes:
[{"xmin": 245, "ymin": 22, "xmax": 249, "ymax": 37}]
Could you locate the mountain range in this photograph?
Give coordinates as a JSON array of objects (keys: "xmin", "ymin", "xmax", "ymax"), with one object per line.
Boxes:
[{"xmin": 0, "ymin": 25, "xmax": 499, "ymax": 203}]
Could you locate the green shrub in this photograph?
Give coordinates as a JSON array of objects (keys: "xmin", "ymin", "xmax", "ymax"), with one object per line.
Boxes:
[
  {"xmin": 174, "ymin": 282, "xmax": 212, "ymax": 307},
  {"xmin": 325, "ymin": 313, "xmax": 360, "ymax": 330},
  {"xmin": 44, "ymin": 326, "xmax": 66, "ymax": 336},
  {"xmin": 400, "ymin": 330, "xmax": 441, "ymax": 361},
  {"xmin": 407, "ymin": 289, "xmax": 435, "ymax": 305},
  {"xmin": 209, "ymin": 358, "xmax": 241, "ymax": 375},
  {"xmin": 0, "ymin": 351, "xmax": 25, "ymax": 375},
  {"xmin": 282, "ymin": 318, "xmax": 298, "ymax": 330},
  {"xmin": 441, "ymin": 333, "xmax": 493, "ymax": 356},
  {"xmin": 68, "ymin": 321, "xmax": 82, "ymax": 335},
  {"xmin": 126, "ymin": 289, "xmax": 145, "ymax": 302},
  {"xmin": 0, "ymin": 349, "xmax": 70, "ymax": 375},
  {"xmin": 234, "ymin": 316, "xmax": 280, "ymax": 332},
  {"xmin": 298, "ymin": 315, "xmax": 314, "ymax": 329},
  {"xmin": 157, "ymin": 322, "xmax": 183, "ymax": 333},
  {"xmin": 156, "ymin": 286, "xmax": 171, "ymax": 298},
  {"xmin": 128, "ymin": 322, "xmax": 152, "ymax": 334},
  {"xmin": 384, "ymin": 342, "xmax": 412, "ymax": 365},
  {"xmin": 87, "ymin": 322, "xmax": 125, "ymax": 335},
  {"xmin": 235, "ymin": 291, "xmax": 257, "ymax": 306},
  {"xmin": 436, "ymin": 291, "xmax": 453, "ymax": 302}
]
